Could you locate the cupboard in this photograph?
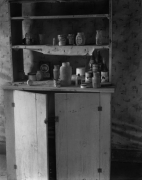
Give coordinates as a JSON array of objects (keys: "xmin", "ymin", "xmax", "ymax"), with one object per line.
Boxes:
[
  {"xmin": 4, "ymin": 0, "xmax": 114, "ymax": 180},
  {"xmin": 4, "ymin": 89, "xmax": 113, "ymax": 180}
]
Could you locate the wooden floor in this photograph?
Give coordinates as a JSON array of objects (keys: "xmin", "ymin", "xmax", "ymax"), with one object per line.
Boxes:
[{"xmin": 0, "ymin": 155, "xmax": 7, "ymax": 180}]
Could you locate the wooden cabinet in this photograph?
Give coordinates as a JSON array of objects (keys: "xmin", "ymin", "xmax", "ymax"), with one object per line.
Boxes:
[{"xmin": 4, "ymin": 89, "xmax": 112, "ymax": 180}]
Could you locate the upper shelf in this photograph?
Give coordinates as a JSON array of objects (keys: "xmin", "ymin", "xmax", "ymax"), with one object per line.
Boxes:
[
  {"xmin": 12, "ymin": 45, "xmax": 110, "ymax": 56},
  {"xmin": 11, "ymin": 14, "xmax": 109, "ymax": 20},
  {"xmin": 9, "ymin": 0, "xmax": 106, "ymax": 3}
]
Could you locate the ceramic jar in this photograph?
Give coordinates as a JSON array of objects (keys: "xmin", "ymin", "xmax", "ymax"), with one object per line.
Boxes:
[
  {"xmin": 60, "ymin": 62, "xmax": 72, "ymax": 86},
  {"xmin": 76, "ymin": 32, "xmax": 85, "ymax": 46}
]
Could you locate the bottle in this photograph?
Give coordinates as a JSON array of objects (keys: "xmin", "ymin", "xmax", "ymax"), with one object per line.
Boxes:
[
  {"xmin": 92, "ymin": 72, "xmax": 101, "ymax": 88},
  {"xmin": 53, "ymin": 65, "xmax": 60, "ymax": 80},
  {"xmin": 96, "ymin": 50, "xmax": 103, "ymax": 74},
  {"xmin": 76, "ymin": 32, "xmax": 85, "ymax": 46},
  {"xmin": 101, "ymin": 58, "xmax": 109, "ymax": 83},
  {"xmin": 60, "ymin": 62, "xmax": 72, "ymax": 86},
  {"xmin": 36, "ymin": 71, "xmax": 43, "ymax": 81}
]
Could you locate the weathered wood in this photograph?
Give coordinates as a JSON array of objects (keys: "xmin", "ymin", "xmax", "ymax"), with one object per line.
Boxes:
[
  {"xmin": 55, "ymin": 93, "xmax": 100, "ymax": 180},
  {"xmin": 11, "ymin": 14, "xmax": 109, "ymax": 19},
  {"xmin": 13, "ymin": 90, "xmax": 48, "ymax": 179},
  {"xmin": 3, "ymin": 81, "xmax": 115, "ymax": 93},
  {"xmin": 100, "ymin": 93, "xmax": 111, "ymax": 180},
  {"xmin": 12, "ymin": 45, "xmax": 110, "ymax": 56},
  {"xmin": 4, "ymin": 90, "xmax": 17, "ymax": 180}
]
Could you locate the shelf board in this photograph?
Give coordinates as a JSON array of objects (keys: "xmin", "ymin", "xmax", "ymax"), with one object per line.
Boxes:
[
  {"xmin": 9, "ymin": 0, "xmax": 104, "ymax": 3},
  {"xmin": 12, "ymin": 45, "xmax": 109, "ymax": 56},
  {"xmin": 11, "ymin": 14, "xmax": 109, "ymax": 20},
  {"xmin": 3, "ymin": 81, "xmax": 115, "ymax": 93}
]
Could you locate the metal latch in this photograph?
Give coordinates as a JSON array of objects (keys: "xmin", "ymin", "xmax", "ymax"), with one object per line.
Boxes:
[
  {"xmin": 44, "ymin": 116, "xmax": 59, "ymax": 124},
  {"xmin": 98, "ymin": 106, "xmax": 102, "ymax": 111},
  {"xmin": 12, "ymin": 102, "xmax": 15, "ymax": 107},
  {"xmin": 14, "ymin": 165, "xmax": 17, "ymax": 169}
]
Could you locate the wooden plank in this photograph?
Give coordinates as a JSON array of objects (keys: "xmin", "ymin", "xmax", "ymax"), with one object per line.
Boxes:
[
  {"xmin": 13, "ymin": 90, "xmax": 48, "ymax": 180},
  {"xmin": 11, "ymin": 14, "xmax": 109, "ymax": 19},
  {"xmin": 36, "ymin": 93, "xmax": 49, "ymax": 180},
  {"xmin": 12, "ymin": 45, "xmax": 110, "ymax": 56},
  {"xmin": 55, "ymin": 93, "xmax": 100, "ymax": 180},
  {"xmin": 2, "ymin": 82, "xmax": 115, "ymax": 93},
  {"xmin": 9, "ymin": 0, "xmax": 101, "ymax": 3},
  {"xmin": 99, "ymin": 93, "xmax": 111, "ymax": 180},
  {"xmin": 4, "ymin": 90, "xmax": 17, "ymax": 180}
]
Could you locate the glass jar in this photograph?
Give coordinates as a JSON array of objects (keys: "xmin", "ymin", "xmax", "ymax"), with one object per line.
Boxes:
[
  {"xmin": 76, "ymin": 32, "xmax": 85, "ymax": 46},
  {"xmin": 36, "ymin": 71, "xmax": 43, "ymax": 81},
  {"xmin": 96, "ymin": 30, "xmax": 105, "ymax": 45}
]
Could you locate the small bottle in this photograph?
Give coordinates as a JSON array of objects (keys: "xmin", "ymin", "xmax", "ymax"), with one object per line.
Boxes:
[
  {"xmin": 76, "ymin": 32, "xmax": 85, "ymax": 46},
  {"xmin": 96, "ymin": 50, "xmax": 103, "ymax": 74},
  {"xmin": 36, "ymin": 71, "xmax": 43, "ymax": 81},
  {"xmin": 101, "ymin": 58, "xmax": 109, "ymax": 83},
  {"xmin": 53, "ymin": 65, "xmax": 60, "ymax": 80}
]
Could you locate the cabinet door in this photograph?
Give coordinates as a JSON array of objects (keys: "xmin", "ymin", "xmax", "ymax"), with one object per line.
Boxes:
[
  {"xmin": 5, "ymin": 90, "xmax": 48, "ymax": 180},
  {"xmin": 55, "ymin": 93, "xmax": 100, "ymax": 180}
]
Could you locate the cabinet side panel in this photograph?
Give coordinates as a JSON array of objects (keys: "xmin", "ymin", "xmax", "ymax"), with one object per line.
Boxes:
[
  {"xmin": 13, "ymin": 91, "xmax": 38, "ymax": 180},
  {"xmin": 4, "ymin": 90, "xmax": 16, "ymax": 180},
  {"xmin": 55, "ymin": 93, "xmax": 100, "ymax": 180},
  {"xmin": 100, "ymin": 93, "xmax": 111, "ymax": 180},
  {"xmin": 36, "ymin": 93, "xmax": 48, "ymax": 180}
]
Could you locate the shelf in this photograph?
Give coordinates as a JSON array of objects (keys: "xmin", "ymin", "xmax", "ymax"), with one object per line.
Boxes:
[
  {"xmin": 9, "ymin": 0, "xmax": 104, "ymax": 3},
  {"xmin": 3, "ymin": 81, "xmax": 115, "ymax": 93},
  {"xmin": 11, "ymin": 14, "xmax": 109, "ymax": 20},
  {"xmin": 12, "ymin": 45, "xmax": 110, "ymax": 56}
]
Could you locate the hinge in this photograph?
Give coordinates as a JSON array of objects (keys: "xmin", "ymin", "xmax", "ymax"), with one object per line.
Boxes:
[
  {"xmin": 12, "ymin": 102, "xmax": 15, "ymax": 107},
  {"xmin": 44, "ymin": 116, "xmax": 59, "ymax": 124},
  {"xmin": 14, "ymin": 165, "xmax": 17, "ymax": 169},
  {"xmin": 98, "ymin": 106, "xmax": 102, "ymax": 111},
  {"xmin": 98, "ymin": 168, "xmax": 102, "ymax": 173}
]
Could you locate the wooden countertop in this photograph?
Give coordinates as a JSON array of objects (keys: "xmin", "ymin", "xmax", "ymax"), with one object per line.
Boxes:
[{"xmin": 3, "ymin": 80, "xmax": 115, "ymax": 93}]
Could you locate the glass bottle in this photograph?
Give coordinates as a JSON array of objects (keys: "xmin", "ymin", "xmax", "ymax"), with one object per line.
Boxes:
[
  {"xmin": 60, "ymin": 62, "xmax": 72, "ymax": 86},
  {"xmin": 101, "ymin": 58, "xmax": 109, "ymax": 83},
  {"xmin": 96, "ymin": 50, "xmax": 103, "ymax": 74}
]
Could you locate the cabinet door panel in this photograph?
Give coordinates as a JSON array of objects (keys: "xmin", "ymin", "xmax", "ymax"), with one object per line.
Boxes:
[
  {"xmin": 55, "ymin": 93, "xmax": 100, "ymax": 180},
  {"xmin": 13, "ymin": 90, "xmax": 48, "ymax": 180},
  {"xmin": 100, "ymin": 93, "xmax": 111, "ymax": 180}
]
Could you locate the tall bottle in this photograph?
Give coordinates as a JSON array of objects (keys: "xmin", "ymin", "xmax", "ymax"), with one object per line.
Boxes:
[
  {"xmin": 96, "ymin": 50, "xmax": 102, "ymax": 74},
  {"xmin": 101, "ymin": 58, "xmax": 109, "ymax": 83},
  {"xmin": 60, "ymin": 62, "xmax": 72, "ymax": 86}
]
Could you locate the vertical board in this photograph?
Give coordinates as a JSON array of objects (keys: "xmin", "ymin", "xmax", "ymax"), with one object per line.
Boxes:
[
  {"xmin": 55, "ymin": 93, "xmax": 100, "ymax": 180},
  {"xmin": 4, "ymin": 90, "xmax": 16, "ymax": 180},
  {"xmin": 99, "ymin": 93, "xmax": 111, "ymax": 180},
  {"xmin": 13, "ymin": 90, "xmax": 48, "ymax": 180}
]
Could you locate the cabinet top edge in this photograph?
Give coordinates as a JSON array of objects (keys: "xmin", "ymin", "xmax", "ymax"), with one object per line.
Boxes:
[{"xmin": 2, "ymin": 84, "xmax": 115, "ymax": 93}]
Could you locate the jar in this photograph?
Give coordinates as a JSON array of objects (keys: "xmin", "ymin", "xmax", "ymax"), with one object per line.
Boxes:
[
  {"xmin": 53, "ymin": 65, "xmax": 60, "ymax": 80},
  {"xmin": 96, "ymin": 30, "xmax": 105, "ymax": 45},
  {"xmin": 76, "ymin": 32, "xmax": 85, "ymax": 46},
  {"xmin": 36, "ymin": 71, "xmax": 43, "ymax": 81},
  {"xmin": 60, "ymin": 62, "xmax": 72, "ymax": 86},
  {"xmin": 67, "ymin": 34, "xmax": 74, "ymax": 45},
  {"xmin": 28, "ymin": 73, "xmax": 36, "ymax": 81},
  {"xmin": 92, "ymin": 72, "xmax": 101, "ymax": 88},
  {"xmin": 58, "ymin": 34, "xmax": 66, "ymax": 46},
  {"xmin": 85, "ymin": 71, "xmax": 92, "ymax": 83}
]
